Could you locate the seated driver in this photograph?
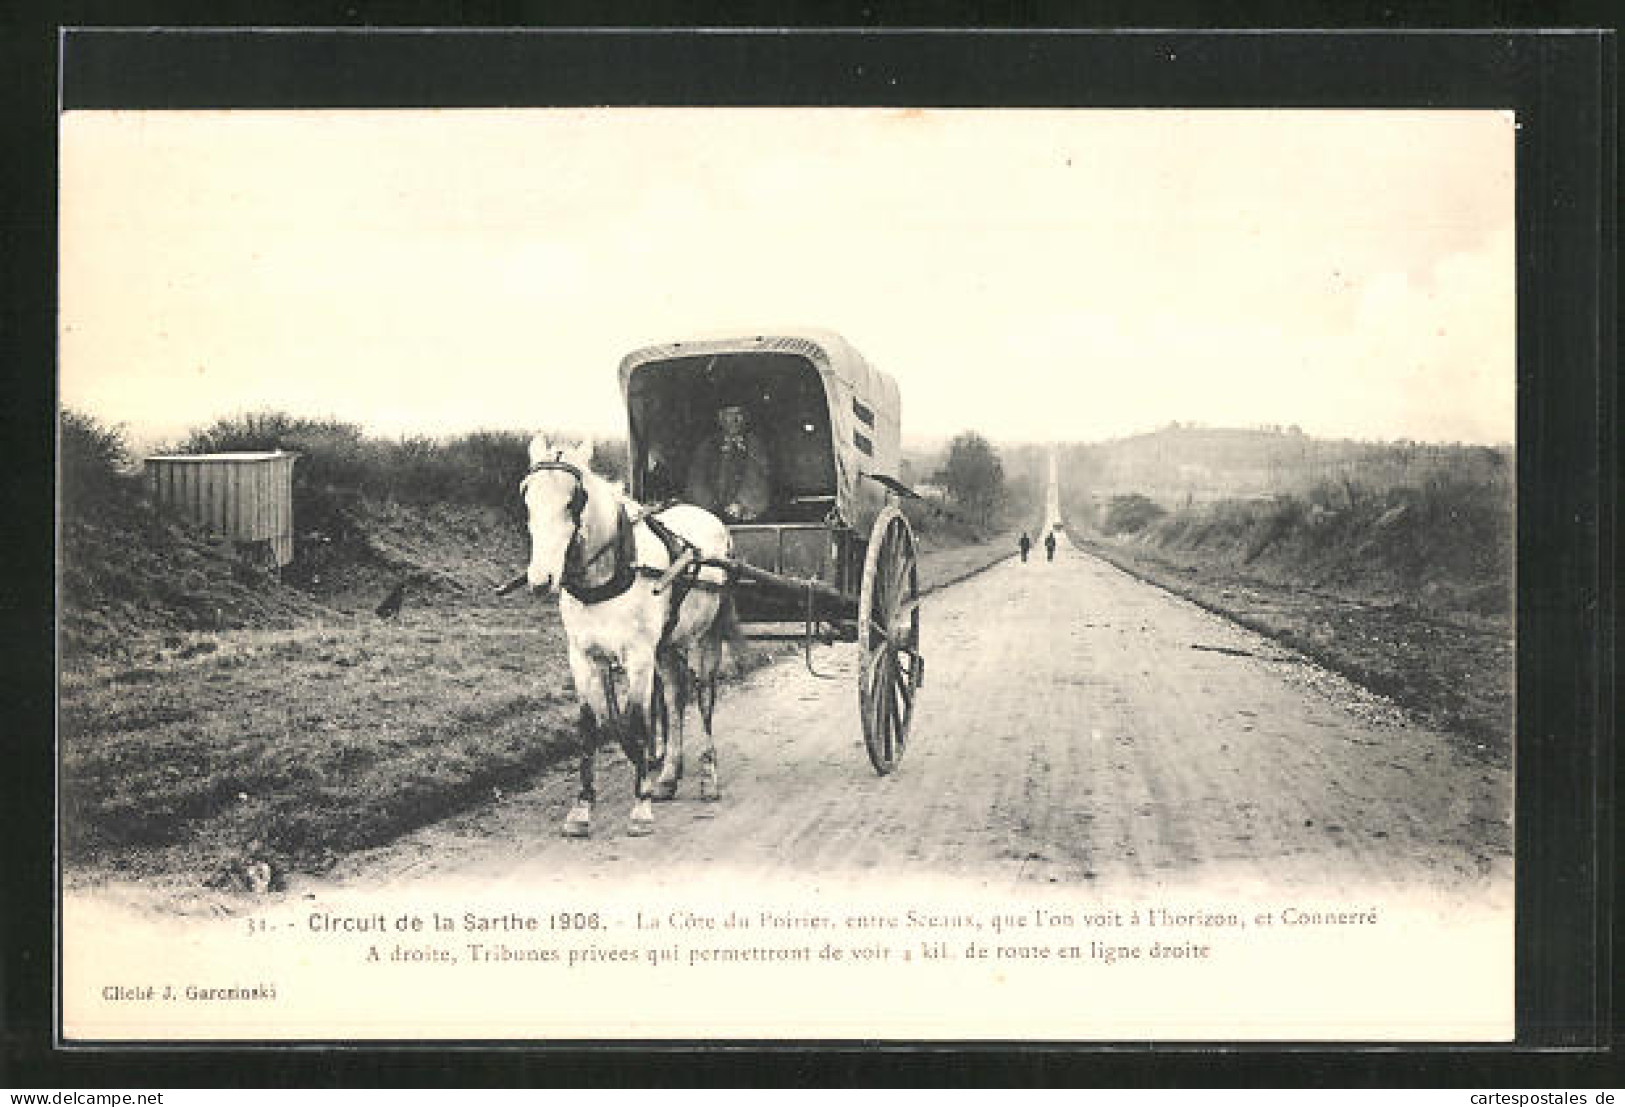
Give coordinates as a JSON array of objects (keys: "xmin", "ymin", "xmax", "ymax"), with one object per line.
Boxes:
[{"xmin": 686, "ymin": 404, "xmax": 772, "ymax": 522}]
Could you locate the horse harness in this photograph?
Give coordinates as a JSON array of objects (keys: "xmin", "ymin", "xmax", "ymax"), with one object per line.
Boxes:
[{"xmin": 526, "ymin": 458, "xmax": 726, "ymax": 645}]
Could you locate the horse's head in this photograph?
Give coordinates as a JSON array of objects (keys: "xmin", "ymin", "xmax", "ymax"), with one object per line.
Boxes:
[{"xmin": 521, "ymin": 434, "xmax": 594, "ymax": 596}]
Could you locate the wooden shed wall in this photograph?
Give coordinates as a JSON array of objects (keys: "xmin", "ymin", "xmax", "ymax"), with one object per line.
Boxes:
[{"xmin": 145, "ymin": 455, "xmax": 297, "ymax": 566}]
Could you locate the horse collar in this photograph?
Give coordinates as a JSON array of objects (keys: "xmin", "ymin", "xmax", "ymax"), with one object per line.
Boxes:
[{"xmin": 563, "ymin": 502, "xmax": 639, "ymax": 605}]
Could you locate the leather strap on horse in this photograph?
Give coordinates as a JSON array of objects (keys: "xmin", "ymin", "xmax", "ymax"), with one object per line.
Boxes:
[
  {"xmin": 640, "ymin": 511, "xmax": 689, "ymax": 562},
  {"xmin": 641, "ymin": 510, "xmax": 703, "ymax": 650},
  {"xmin": 562, "ymin": 504, "xmax": 640, "ymax": 605},
  {"xmin": 639, "ymin": 510, "xmax": 729, "ymax": 597},
  {"xmin": 562, "ymin": 502, "xmax": 719, "ymax": 640},
  {"xmin": 642, "ymin": 509, "xmax": 738, "ymax": 652},
  {"xmin": 526, "ymin": 462, "xmax": 725, "ymax": 647}
]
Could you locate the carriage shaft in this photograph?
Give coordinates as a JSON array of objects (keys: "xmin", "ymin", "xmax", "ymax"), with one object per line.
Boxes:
[{"xmin": 706, "ymin": 557, "xmax": 858, "ymax": 622}]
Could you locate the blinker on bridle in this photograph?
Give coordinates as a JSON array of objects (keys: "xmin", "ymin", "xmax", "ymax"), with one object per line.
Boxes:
[{"xmin": 526, "ymin": 456, "xmax": 588, "ymax": 518}]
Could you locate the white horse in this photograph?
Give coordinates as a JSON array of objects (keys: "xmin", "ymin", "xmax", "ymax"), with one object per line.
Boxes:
[{"xmin": 521, "ymin": 435, "xmax": 738, "ymax": 837}]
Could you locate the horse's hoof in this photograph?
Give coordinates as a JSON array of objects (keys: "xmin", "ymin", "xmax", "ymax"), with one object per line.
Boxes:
[
  {"xmin": 699, "ymin": 782, "xmax": 722, "ymax": 803},
  {"xmin": 653, "ymin": 780, "xmax": 679, "ymax": 802},
  {"xmin": 628, "ymin": 796, "xmax": 655, "ymax": 834},
  {"xmin": 562, "ymin": 803, "xmax": 591, "ymax": 838}
]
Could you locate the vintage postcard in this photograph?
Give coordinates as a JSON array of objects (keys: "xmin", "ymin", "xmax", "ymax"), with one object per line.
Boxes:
[{"xmin": 58, "ymin": 105, "xmax": 1515, "ymax": 1041}]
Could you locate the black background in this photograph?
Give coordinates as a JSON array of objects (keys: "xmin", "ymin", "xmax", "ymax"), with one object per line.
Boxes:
[{"xmin": 4, "ymin": 8, "xmax": 1616, "ymax": 1089}]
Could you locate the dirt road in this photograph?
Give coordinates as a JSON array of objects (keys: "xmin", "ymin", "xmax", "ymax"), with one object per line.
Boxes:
[{"xmin": 319, "ymin": 530, "xmax": 1512, "ymax": 902}]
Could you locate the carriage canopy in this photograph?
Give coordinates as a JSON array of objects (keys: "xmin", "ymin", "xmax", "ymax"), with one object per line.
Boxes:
[{"xmin": 618, "ymin": 330, "xmax": 902, "ymax": 536}]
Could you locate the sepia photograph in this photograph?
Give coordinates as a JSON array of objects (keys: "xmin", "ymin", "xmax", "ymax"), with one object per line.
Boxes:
[{"xmin": 57, "ymin": 102, "xmax": 1518, "ymax": 1042}]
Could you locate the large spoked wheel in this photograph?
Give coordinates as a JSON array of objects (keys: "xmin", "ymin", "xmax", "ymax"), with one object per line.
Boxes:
[{"xmin": 858, "ymin": 506, "xmax": 924, "ymax": 775}]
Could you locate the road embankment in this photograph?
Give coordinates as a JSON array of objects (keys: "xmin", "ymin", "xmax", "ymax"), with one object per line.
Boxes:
[{"xmin": 1071, "ymin": 532, "xmax": 1512, "ymax": 765}]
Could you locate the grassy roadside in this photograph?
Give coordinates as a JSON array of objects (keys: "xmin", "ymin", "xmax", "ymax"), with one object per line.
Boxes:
[
  {"xmin": 917, "ymin": 527, "xmax": 1018, "ymax": 594},
  {"xmin": 60, "ymin": 505, "xmax": 1018, "ymax": 892},
  {"xmin": 60, "ymin": 595, "xmax": 577, "ymax": 886},
  {"xmin": 1071, "ymin": 532, "xmax": 1513, "ymax": 766}
]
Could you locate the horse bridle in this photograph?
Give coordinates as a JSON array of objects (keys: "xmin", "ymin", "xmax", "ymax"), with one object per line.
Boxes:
[
  {"xmin": 524, "ymin": 457, "xmax": 622, "ymax": 586},
  {"xmin": 526, "ymin": 457, "xmax": 588, "ymax": 517}
]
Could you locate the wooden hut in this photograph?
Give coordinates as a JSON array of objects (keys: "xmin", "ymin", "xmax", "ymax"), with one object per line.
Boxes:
[{"xmin": 144, "ymin": 451, "xmax": 298, "ymax": 567}]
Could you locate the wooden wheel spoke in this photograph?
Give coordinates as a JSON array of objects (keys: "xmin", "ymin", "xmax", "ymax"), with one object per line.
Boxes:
[
  {"xmin": 886, "ymin": 551, "xmax": 912, "ymax": 611},
  {"xmin": 888, "ymin": 652, "xmax": 904, "ymax": 760},
  {"xmin": 878, "ymin": 545, "xmax": 900, "ymax": 604},
  {"xmin": 875, "ymin": 550, "xmax": 898, "ymax": 614},
  {"xmin": 890, "ymin": 597, "xmax": 921, "ymax": 634},
  {"xmin": 875, "ymin": 652, "xmax": 894, "ymax": 762},
  {"xmin": 894, "ymin": 664, "xmax": 916, "ymax": 707},
  {"xmin": 865, "ymin": 640, "xmax": 888, "ymax": 678},
  {"xmin": 888, "ymin": 671, "xmax": 908, "ymax": 750}
]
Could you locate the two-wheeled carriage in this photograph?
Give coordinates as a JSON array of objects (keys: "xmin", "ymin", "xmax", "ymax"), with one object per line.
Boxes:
[{"xmin": 619, "ymin": 329, "xmax": 925, "ymax": 774}]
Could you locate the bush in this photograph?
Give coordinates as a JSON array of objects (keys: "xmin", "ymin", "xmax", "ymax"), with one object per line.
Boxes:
[
  {"xmin": 60, "ymin": 409, "xmax": 133, "ymax": 519},
  {"xmin": 1102, "ymin": 494, "xmax": 1166, "ymax": 535},
  {"xmin": 1242, "ymin": 495, "xmax": 1306, "ymax": 563},
  {"xmin": 177, "ymin": 412, "xmax": 533, "ymax": 508},
  {"xmin": 590, "ymin": 438, "xmax": 629, "ymax": 485},
  {"xmin": 903, "ymin": 492, "xmax": 984, "ymax": 547},
  {"xmin": 452, "ymin": 430, "xmax": 534, "ymax": 503},
  {"xmin": 181, "ymin": 411, "xmax": 371, "ymax": 490}
]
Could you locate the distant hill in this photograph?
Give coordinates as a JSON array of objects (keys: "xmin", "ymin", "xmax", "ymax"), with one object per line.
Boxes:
[{"xmin": 1058, "ymin": 425, "xmax": 1511, "ymax": 508}]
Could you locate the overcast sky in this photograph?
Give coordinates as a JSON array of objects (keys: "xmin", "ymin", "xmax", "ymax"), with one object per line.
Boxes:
[{"xmin": 60, "ymin": 108, "xmax": 1514, "ymax": 448}]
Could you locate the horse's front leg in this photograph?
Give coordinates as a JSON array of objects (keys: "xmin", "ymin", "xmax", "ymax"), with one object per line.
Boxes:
[
  {"xmin": 563, "ymin": 648, "xmax": 609, "ymax": 838},
  {"xmin": 620, "ymin": 651, "xmax": 658, "ymax": 835},
  {"xmin": 653, "ymin": 649, "xmax": 688, "ymax": 801}
]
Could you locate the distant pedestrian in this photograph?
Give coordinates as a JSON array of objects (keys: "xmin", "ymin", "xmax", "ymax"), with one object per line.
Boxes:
[
  {"xmin": 1044, "ymin": 531, "xmax": 1057, "ymax": 562},
  {"xmin": 1018, "ymin": 532, "xmax": 1031, "ymax": 562}
]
